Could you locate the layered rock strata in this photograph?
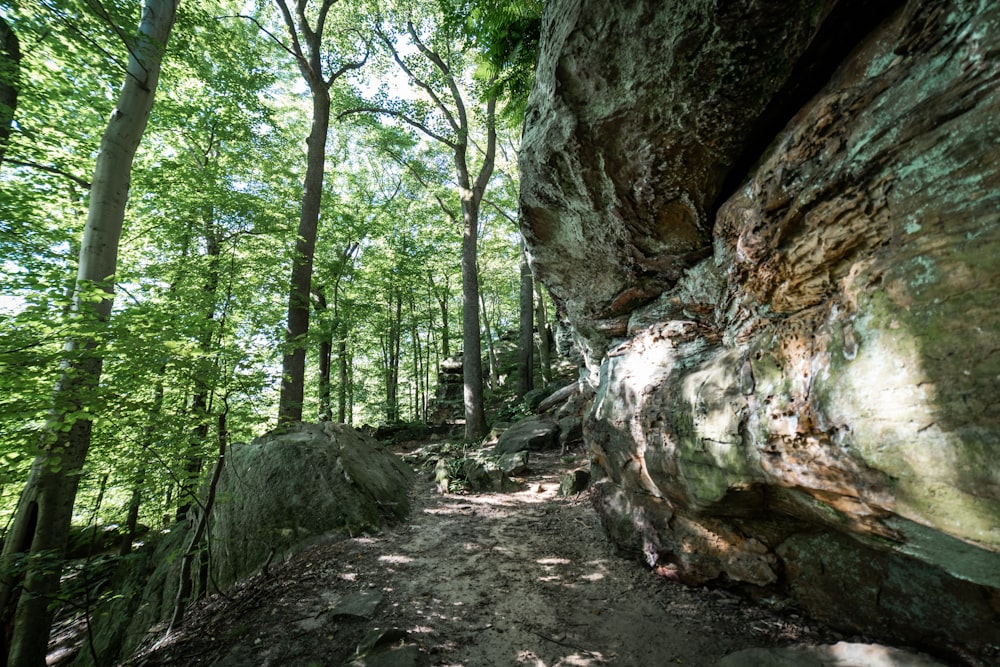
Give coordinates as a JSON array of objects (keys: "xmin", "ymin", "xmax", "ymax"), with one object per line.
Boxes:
[{"xmin": 520, "ymin": 0, "xmax": 1000, "ymax": 657}]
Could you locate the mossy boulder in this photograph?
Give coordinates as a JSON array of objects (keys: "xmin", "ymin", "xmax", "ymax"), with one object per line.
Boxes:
[
  {"xmin": 494, "ymin": 415, "xmax": 559, "ymax": 454},
  {"xmin": 209, "ymin": 422, "xmax": 413, "ymax": 589},
  {"xmin": 71, "ymin": 524, "xmax": 190, "ymax": 666}
]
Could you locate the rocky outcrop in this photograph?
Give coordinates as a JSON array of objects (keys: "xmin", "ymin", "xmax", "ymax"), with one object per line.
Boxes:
[
  {"xmin": 494, "ymin": 415, "xmax": 560, "ymax": 454},
  {"xmin": 520, "ymin": 0, "xmax": 1000, "ymax": 659},
  {"xmin": 210, "ymin": 422, "xmax": 413, "ymax": 588}
]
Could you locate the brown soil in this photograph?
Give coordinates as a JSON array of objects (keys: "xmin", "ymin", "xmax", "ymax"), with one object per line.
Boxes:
[{"xmin": 125, "ymin": 447, "xmax": 860, "ymax": 666}]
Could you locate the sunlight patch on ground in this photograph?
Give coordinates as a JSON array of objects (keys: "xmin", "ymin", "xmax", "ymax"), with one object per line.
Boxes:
[
  {"xmin": 516, "ymin": 650, "xmax": 611, "ymax": 666},
  {"xmin": 557, "ymin": 653, "xmax": 610, "ymax": 665},
  {"xmin": 537, "ymin": 557, "xmax": 572, "ymax": 565},
  {"xmin": 409, "ymin": 625, "xmax": 434, "ymax": 634},
  {"xmin": 378, "ymin": 554, "xmax": 414, "ymax": 564}
]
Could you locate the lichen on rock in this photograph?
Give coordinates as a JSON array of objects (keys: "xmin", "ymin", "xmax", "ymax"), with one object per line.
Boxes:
[
  {"xmin": 520, "ymin": 0, "xmax": 1000, "ymax": 656},
  {"xmin": 209, "ymin": 422, "xmax": 413, "ymax": 589}
]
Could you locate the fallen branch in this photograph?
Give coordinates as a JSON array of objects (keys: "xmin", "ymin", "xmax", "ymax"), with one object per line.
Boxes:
[{"xmin": 527, "ymin": 627, "xmax": 600, "ymax": 657}]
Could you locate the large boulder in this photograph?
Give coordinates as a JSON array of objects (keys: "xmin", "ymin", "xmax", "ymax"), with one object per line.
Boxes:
[
  {"xmin": 209, "ymin": 422, "xmax": 413, "ymax": 588},
  {"xmin": 493, "ymin": 415, "xmax": 560, "ymax": 454},
  {"xmin": 521, "ymin": 0, "xmax": 1000, "ymax": 659},
  {"xmin": 73, "ymin": 422, "xmax": 413, "ymax": 666}
]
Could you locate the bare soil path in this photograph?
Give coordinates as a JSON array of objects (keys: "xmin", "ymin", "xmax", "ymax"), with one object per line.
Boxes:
[{"xmin": 129, "ymin": 448, "xmax": 852, "ymax": 666}]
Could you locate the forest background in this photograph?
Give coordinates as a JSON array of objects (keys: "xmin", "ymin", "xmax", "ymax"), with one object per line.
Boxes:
[{"xmin": 0, "ymin": 0, "xmax": 545, "ymax": 662}]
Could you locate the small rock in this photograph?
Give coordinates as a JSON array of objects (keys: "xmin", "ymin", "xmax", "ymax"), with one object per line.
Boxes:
[
  {"xmin": 497, "ymin": 450, "xmax": 530, "ymax": 475},
  {"xmin": 559, "ymin": 469, "xmax": 591, "ymax": 496},
  {"xmin": 347, "ymin": 628, "xmax": 426, "ymax": 667},
  {"xmin": 329, "ymin": 591, "xmax": 383, "ymax": 621}
]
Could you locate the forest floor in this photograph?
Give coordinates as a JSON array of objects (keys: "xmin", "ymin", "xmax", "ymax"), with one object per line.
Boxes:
[{"xmin": 113, "ymin": 444, "xmax": 875, "ymax": 667}]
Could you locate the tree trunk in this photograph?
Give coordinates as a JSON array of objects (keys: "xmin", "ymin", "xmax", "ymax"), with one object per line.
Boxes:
[
  {"xmin": 479, "ymin": 289, "xmax": 499, "ymax": 391},
  {"xmin": 1, "ymin": 3, "xmax": 177, "ymax": 664},
  {"xmin": 434, "ymin": 277, "xmax": 450, "ymax": 359},
  {"xmin": 409, "ymin": 295, "xmax": 424, "ymax": 421},
  {"xmin": 0, "ymin": 17, "xmax": 19, "ymax": 166},
  {"xmin": 518, "ymin": 241, "xmax": 534, "ymax": 397},
  {"xmin": 177, "ymin": 222, "xmax": 220, "ymax": 520},
  {"xmin": 314, "ymin": 286, "xmax": 333, "ymax": 420},
  {"xmin": 346, "ymin": 348, "xmax": 354, "ymax": 425},
  {"xmin": 169, "ymin": 404, "xmax": 228, "ymax": 631},
  {"xmin": 118, "ymin": 465, "xmax": 144, "ymax": 556},
  {"xmin": 337, "ymin": 334, "xmax": 348, "ymax": 423},
  {"xmin": 122, "ymin": 377, "xmax": 162, "ymax": 556},
  {"xmin": 383, "ymin": 290, "xmax": 402, "ymax": 423},
  {"xmin": 278, "ymin": 88, "xmax": 330, "ymax": 424},
  {"xmin": 459, "ymin": 194, "xmax": 488, "ymax": 439},
  {"xmin": 535, "ymin": 282, "xmax": 551, "ymax": 386}
]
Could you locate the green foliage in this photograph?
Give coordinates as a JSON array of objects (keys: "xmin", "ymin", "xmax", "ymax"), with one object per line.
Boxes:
[
  {"xmin": 0, "ymin": 0, "xmax": 524, "ymax": 553},
  {"xmin": 439, "ymin": 0, "xmax": 543, "ymax": 125}
]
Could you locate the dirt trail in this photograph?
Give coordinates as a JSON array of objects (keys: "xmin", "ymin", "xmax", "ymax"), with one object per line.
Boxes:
[{"xmin": 131, "ymin": 449, "xmax": 850, "ymax": 666}]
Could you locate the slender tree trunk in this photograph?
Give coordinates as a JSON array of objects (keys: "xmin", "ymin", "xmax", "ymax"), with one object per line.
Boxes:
[
  {"xmin": 314, "ymin": 287, "xmax": 333, "ymax": 420},
  {"xmin": 435, "ymin": 279, "xmax": 450, "ymax": 359},
  {"xmin": 409, "ymin": 296, "xmax": 422, "ymax": 422},
  {"xmin": 1, "ymin": 3, "xmax": 177, "ymax": 664},
  {"xmin": 518, "ymin": 241, "xmax": 534, "ymax": 397},
  {"xmin": 274, "ymin": 0, "xmax": 364, "ymax": 425},
  {"xmin": 169, "ymin": 403, "xmax": 228, "ymax": 631},
  {"xmin": 346, "ymin": 348, "xmax": 354, "ymax": 425},
  {"xmin": 393, "ymin": 294, "xmax": 402, "ymax": 421},
  {"xmin": 177, "ymin": 223, "xmax": 220, "ymax": 520},
  {"xmin": 535, "ymin": 283, "xmax": 551, "ymax": 386},
  {"xmin": 118, "ymin": 464, "xmax": 144, "ymax": 556},
  {"xmin": 0, "ymin": 17, "xmax": 19, "ymax": 166},
  {"xmin": 337, "ymin": 334, "xmax": 348, "ymax": 423},
  {"xmin": 425, "ymin": 275, "xmax": 437, "ymax": 415},
  {"xmin": 278, "ymin": 89, "xmax": 330, "ymax": 424},
  {"xmin": 479, "ymin": 289, "xmax": 498, "ymax": 390},
  {"xmin": 318, "ymin": 334, "xmax": 332, "ymax": 419},
  {"xmin": 121, "ymin": 377, "xmax": 162, "ymax": 556},
  {"xmin": 84, "ymin": 473, "xmax": 109, "ymax": 558},
  {"xmin": 354, "ymin": 27, "xmax": 496, "ymax": 440},
  {"xmin": 382, "ymin": 290, "xmax": 402, "ymax": 423}
]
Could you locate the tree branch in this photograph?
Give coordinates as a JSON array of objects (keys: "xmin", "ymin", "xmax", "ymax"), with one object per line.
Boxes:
[
  {"xmin": 406, "ymin": 21, "xmax": 468, "ymax": 141},
  {"xmin": 273, "ymin": 0, "xmax": 309, "ymax": 72},
  {"xmin": 82, "ymin": 0, "xmax": 145, "ymax": 76},
  {"xmin": 473, "ymin": 86, "xmax": 498, "ymax": 196},
  {"xmin": 6, "ymin": 158, "xmax": 91, "ymax": 189},
  {"xmin": 221, "ymin": 14, "xmax": 298, "ymax": 61},
  {"xmin": 314, "ymin": 0, "xmax": 337, "ymax": 46},
  {"xmin": 483, "ymin": 197, "xmax": 516, "ymax": 225},
  {"xmin": 339, "ymin": 106, "xmax": 458, "ymax": 150},
  {"xmin": 323, "ymin": 47, "xmax": 369, "ymax": 89},
  {"xmin": 374, "ymin": 26, "xmax": 459, "ymax": 136}
]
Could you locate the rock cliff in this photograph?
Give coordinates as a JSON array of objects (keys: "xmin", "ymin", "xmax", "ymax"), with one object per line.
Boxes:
[{"xmin": 520, "ymin": 0, "xmax": 1000, "ymax": 658}]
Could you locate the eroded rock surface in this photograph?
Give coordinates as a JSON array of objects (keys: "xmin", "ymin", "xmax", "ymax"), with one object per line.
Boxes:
[
  {"xmin": 209, "ymin": 422, "xmax": 413, "ymax": 588},
  {"xmin": 521, "ymin": 0, "xmax": 1000, "ymax": 658}
]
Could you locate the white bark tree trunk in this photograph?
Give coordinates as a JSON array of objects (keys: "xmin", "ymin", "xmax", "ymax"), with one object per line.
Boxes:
[{"xmin": 1, "ymin": 2, "xmax": 178, "ymax": 664}]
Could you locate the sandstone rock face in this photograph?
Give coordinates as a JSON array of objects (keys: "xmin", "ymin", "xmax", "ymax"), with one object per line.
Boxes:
[{"xmin": 521, "ymin": 0, "xmax": 1000, "ymax": 658}]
